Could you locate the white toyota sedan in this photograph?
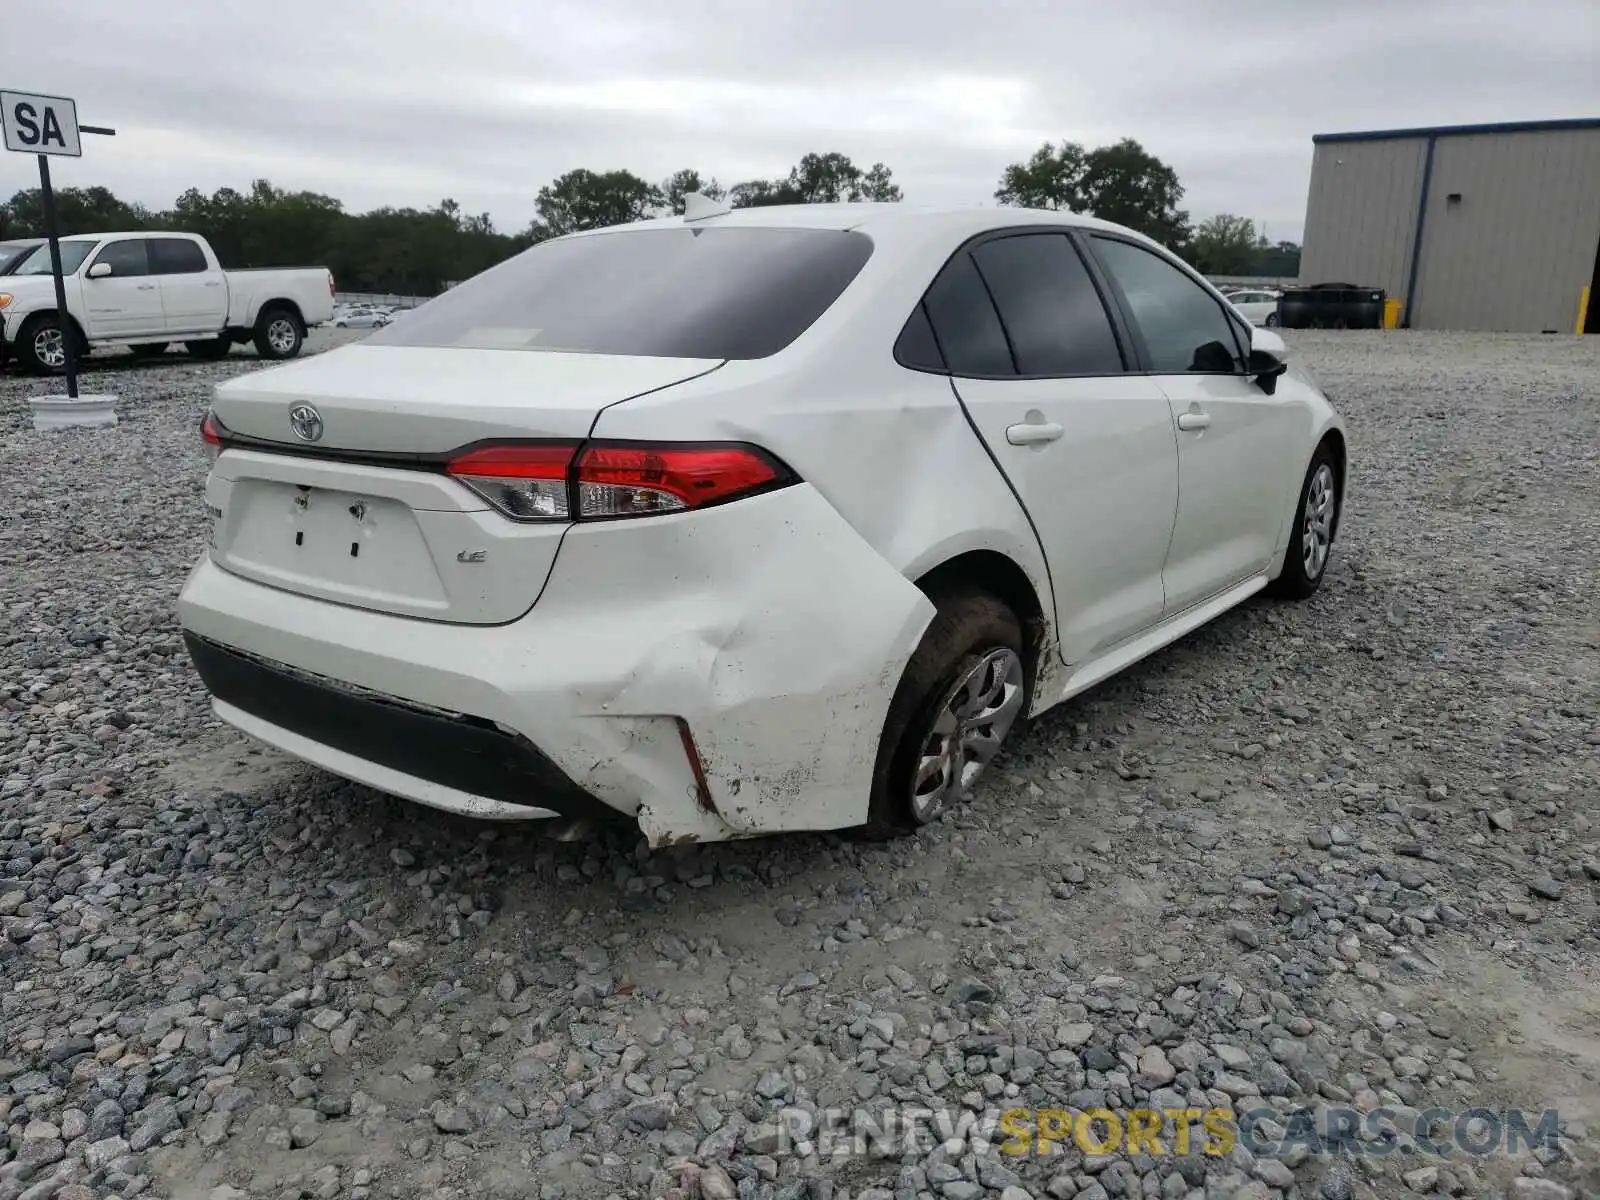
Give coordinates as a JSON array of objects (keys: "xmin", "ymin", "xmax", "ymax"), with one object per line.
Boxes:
[
  {"xmin": 179, "ymin": 201, "xmax": 1346, "ymax": 846},
  {"xmin": 1224, "ymin": 288, "xmax": 1283, "ymax": 327}
]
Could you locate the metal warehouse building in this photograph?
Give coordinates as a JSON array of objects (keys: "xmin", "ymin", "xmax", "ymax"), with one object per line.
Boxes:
[{"xmin": 1299, "ymin": 118, "xmax": 1600, "ymax": 333}]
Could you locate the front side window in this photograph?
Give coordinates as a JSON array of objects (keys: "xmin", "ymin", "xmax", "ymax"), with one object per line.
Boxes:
[
  {"xmin": 368, "ymin": 226, "xmax": 873, "ymax": 360},
  {"xmin": 1091, "ymin": 237, "xmax": 1243, "ymax": 374},
  {"xmin": 91, "ymin": 239, "xmax": 151, "ymax": 278}
]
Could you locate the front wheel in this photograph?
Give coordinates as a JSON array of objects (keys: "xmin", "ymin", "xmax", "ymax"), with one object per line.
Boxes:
[
  {"xmin": 857, "ymin": 589, "xmax": 1029, "ymax": 838},
  {"xmin": 254, "ymin": 307, "xmax": 303, "ymax": 359},
  {"xmin": 1270, "ymin": 445, "xmax": 1341, "ymax": 600},
  {"xmin": 1264, "ymin": 312, "xmax": 1280, "ymax": 327},
  {"xmin": 15, "ymin": 314, "xmax": 78, "ymax": 375}
]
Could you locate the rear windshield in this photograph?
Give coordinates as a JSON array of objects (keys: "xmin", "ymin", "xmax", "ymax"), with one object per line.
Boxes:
[{"xmin": 367, "ymin": 225, "xmax": 873, "ymax": 360}]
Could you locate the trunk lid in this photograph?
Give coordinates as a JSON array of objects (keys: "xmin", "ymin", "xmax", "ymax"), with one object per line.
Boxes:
[
  {"xmin": 209, "ymin": 343, "xmax": 720, "ymax": 450},
  {"xmin": 205, "ymin": 344, "xmax": 721, "ymax": 624}
]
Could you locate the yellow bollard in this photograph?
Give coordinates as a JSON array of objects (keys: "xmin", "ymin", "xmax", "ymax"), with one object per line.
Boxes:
[{"xmin": 1383, "ymin": 298, "xmax": 1403, "ymax": 330}]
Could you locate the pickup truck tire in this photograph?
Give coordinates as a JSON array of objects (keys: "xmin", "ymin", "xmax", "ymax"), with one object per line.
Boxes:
[
  {"xmin": 15, "ymin": 313, "xmax": 84, "ymax": 376},
  {"xmin": 254, "ymin": 307, "xmax": 304, "ymax": 360},
  {"xmin": 186, "ymin": 338, "xmax": 233, "ymax": 361}
]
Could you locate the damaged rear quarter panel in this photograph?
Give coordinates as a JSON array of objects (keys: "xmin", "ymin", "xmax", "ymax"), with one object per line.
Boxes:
[{"xmin": 530, "ymin": 484, "xmax": 936, "ymax": 836}]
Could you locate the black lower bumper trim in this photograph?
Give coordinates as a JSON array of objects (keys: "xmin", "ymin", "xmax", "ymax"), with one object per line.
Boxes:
[{"xmin": 182, "ymin": 632, "xmax": 615, "ymax": 820}]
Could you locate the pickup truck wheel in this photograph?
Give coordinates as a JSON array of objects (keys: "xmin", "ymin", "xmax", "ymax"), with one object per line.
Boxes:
[
  {"xmin": 16, "ymin": 314, "xmax": 80, "ymax": 375},
  {"xmin": 186, "ymin": 339, "xmax": 232, "ymax": 360},
  {"xmin": 254, "ymin": 308, "xmax": 303, "ymax": 360}
]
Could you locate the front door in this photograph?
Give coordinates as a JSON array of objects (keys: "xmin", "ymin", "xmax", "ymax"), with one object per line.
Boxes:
[
  {"xmin": 911, "ymin": 231, "xmax": 1179, "ymax": 665},
  {"xmin": 81, "ymin": 238, "xmax": 164, "ymax": 338},
  {"xmin": 1085, "ymin": 234, "xmax": 1299, "ymax": 614}
]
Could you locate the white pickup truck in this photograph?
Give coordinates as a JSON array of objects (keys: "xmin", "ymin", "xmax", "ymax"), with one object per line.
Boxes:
[{"xmin": 0, "ymin": 231, "xmax": 334, "ymax": 373}]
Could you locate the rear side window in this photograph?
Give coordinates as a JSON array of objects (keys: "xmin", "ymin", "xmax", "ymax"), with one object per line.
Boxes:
[
  {"xmin": 368, "ymin": 226, "xmax": 873, "ymax": 360},
  {"xmin": 918, "ymin": 253, "xmax": 1014, "ymax": 376},
  {"xmin": 148, "ymin": 238, "xmax": 208, "ymax": 274},
  {"xmin": 969, "ymin": 234, "xmax": 1124, "ymax": 375}
]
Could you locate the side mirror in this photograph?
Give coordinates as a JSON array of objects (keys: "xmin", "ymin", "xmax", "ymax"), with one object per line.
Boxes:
[
  {"xmin": 1248, "ymin": 325, "xmax": 1289, "ymax": 395},
  {"xmin": 87, "ymin": 261, "xmax": 113, "ymax": 279}
]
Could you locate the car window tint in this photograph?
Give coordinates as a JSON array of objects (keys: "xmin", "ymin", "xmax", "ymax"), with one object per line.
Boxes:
[
  {"xmin": 92, "ymin": 239, "xmax": 150, "ymax": 278},
  {"xmin": 1091, "ymin": 237, "xmax": 1243, "ymax": 374},
  {"xmin": 148, "ymin": 237, "xmax": 208, "ymax": 274},
  {"xmin": 369, "ymin": 226, "xmax": 872, "ymax": 360},
  {"xmin": 970, "ymin": 234, "xmax": 1124, "ymax": 375},
  {"xmin": 920, "ymin": 252, "xmax": 1014, "ymax": 376},
  {"xmin": 894, "ymin": 302, "xmax": 946, "ymax": 371}
]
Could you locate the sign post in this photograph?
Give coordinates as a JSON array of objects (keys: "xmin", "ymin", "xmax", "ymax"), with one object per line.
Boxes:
[{"xmin": 1, "ymin": 89, "xmax": 116, "ymax": 401}]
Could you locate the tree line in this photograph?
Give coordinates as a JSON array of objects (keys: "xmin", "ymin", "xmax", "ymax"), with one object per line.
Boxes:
[{"xmin": 0, "ymin": 140, "xmax": 1298, "ymax": 295}]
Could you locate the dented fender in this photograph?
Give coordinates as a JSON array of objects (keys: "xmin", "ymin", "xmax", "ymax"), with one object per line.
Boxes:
[{"xmin": 529, "ymin": 484, "xmax": 937, "ymax": 839}]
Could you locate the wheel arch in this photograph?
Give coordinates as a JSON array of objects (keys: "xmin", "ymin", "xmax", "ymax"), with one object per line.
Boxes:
[
  {"xmin": 18, "ymin": 307, "xmax": 88, "ymax": 343},
  {"xmin": 255, "ymin": 298, "xmax": 306, "ymax": 331},
  {"xmin": 912, "ymin": 548, "xmax": 1050, "ymax": 687},
  {"xmin": 1318, "ymin": 427, "xmax": 1347, "ymax": 543}
]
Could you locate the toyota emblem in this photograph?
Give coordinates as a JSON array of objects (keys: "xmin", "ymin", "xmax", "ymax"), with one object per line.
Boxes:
[{"xmin": 288, "ymin": 404, "xmax": 324, "ymax": 443}]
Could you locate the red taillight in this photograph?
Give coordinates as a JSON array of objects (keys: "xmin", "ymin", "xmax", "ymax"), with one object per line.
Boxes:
[
  {"xmin": 446, "ymin": 442, "xmax": 578, "ymax": 521},
  {"xmin": 442, "ymin": 441, "xmax": 792, "ymax": 523},
  {"xmin": 576, "ymin": 444, "xmax": 783, "ymax": 518},
  {"xmin": 200, "ymin": 410, "xmax": 226, "ymax": 461}
]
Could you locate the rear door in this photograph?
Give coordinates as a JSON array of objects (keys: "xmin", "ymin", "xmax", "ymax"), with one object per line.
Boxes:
[
  {"xmin": 911, "ymin": 231, "xmax": 1179, "ymax": 665},
  {"xmin": 81, "ymin": 238, "xmax": 164, "ymax": 338},
  {"xmin": 1084, "ymin": 234, "xmax": 1301, "ymax": 614},
  {"xmin": 149, "ymin": 237, "xmax": 227, "ymax": 332}
]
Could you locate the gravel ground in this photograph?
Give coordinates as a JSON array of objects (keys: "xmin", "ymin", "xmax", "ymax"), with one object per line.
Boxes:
[{"xmin": 1, "ymin": 330, "xmax": 1598, "ymax": 1200}]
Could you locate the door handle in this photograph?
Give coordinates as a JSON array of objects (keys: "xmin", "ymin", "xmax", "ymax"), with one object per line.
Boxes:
[
  {"xmin": 204, "ymin": 281, "xmax": 221, "ymax": 287},
  {"xmin": 1006, "ymin": 421, "xmax": 1064, "ymax": 446},
  {"xmin": 136, "ymin": 284, "xmax": 157, "ymax": 291},
  {"xmin": 1176, "ymin": 411, "xmax": 1211, "ymax": 432}
]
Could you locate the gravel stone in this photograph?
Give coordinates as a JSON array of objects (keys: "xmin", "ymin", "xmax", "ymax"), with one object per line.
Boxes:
[{"xmin": 1, "ymin": 330, "xmax": 1596, "ymax": 1200}]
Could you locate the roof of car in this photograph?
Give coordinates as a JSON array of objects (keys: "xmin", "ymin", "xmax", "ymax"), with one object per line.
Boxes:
[{"xmin": 573, "ymin": 202, "xmax": 1151, "ymax": 245}]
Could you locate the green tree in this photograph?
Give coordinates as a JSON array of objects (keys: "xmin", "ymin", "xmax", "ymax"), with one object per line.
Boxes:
[
  {"xmin": 533, "ymin": 169, "xmax": 663, "ymax": 236},
  {"xmin": 1, "ymin": 185, "xmax": 153, "ymax": 237},
  {"xmin": 728, "ymin": 178, "xmax": 800, "ymax": 208},
  {"xmin": 729, "ymin": 152, "xmax": 902, "ymax": 207},
  {"xmin": 995, "ymin": 137, "xmax": 1191, "ymax": 249},
  {"xmin": 661, "ymin": 169, "xmax": 725, "ymax": 215},
  {"xmin": 1189, "ymin": 213, "xmax": 1261, "ymax": 275},
  {"xmin": 993, "ymin": 141, "xmax": 1086, "ymax": 211},
  {"xmin": 1079, "ymin": 139, "xmax": 1190, "ymax": 249}
]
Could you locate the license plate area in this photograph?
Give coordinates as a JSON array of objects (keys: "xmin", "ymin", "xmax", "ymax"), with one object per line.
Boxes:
[{"xmin": 217, "ymin": 480, "xmax": 450, "ymax": 612}]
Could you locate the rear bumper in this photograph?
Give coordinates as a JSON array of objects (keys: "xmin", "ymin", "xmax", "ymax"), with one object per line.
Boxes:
[{"xmin": 177, "ymin": 484, "xmax": 935, "ymax": 844}]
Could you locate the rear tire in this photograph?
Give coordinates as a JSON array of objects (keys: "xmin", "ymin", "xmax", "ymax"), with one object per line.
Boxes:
[
  {"xmin": 1264, "ymin": 312, "xmax": 1279, "ymax": 327},
  {"xmin": 186, "ymin": 338, "xmax": 233, "ymax": 360},
  {"xmin": 254, "ymin": 307, "xmax": 303, "ymax": 359},
  {"xmin": 855, "ymin": 589, "xmax": 1029, "ymax": 839},
  {"xmin": 1270, "ymin": 443, "xmax": 1341, "ymax": 600}
]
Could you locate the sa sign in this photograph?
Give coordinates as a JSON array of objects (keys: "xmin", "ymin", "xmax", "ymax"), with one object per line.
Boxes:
[{"xmin": 1, "ymin": 90, "xmax": 81, "ymax": 157}]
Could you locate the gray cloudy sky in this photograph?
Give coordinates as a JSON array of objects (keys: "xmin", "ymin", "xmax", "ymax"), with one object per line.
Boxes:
[{"xmin": 5, "ymin": 0, "xmax": 1596, "ymax": 242}]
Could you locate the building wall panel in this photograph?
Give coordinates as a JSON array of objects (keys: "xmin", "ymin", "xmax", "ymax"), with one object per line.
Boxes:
[
  {"xmin": 1299, "ymin": 138, "xmax": 1427, "ymax": 298},
  {"xmin": 1411, "ymin": 129, "xmax": 1600, "ymax": 332}
]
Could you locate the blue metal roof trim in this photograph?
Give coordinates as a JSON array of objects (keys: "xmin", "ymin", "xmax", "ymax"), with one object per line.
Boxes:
[{"xmin": 1313, "ymin": 117, "xmax": 1600, "ymax": 144}]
